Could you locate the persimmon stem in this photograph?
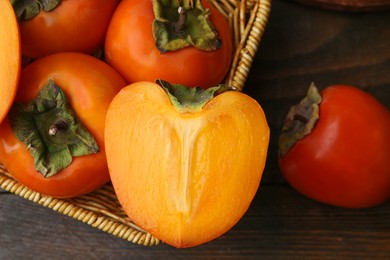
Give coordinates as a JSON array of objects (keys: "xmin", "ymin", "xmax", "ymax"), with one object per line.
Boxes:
[
  {"xmin": 152, "ymin": 0, "xmax": 220, "ymax": 52},
  {"xmin": 278, "ymin": 83, "xmax": 322, "ymax": 157},
  {"xmin": 9, "ymin": 79, "xmax": 99, "ymax": 177},
  {"xmin": 156, "ymin": 79, "xmax": 230, "ymax": 113},
  {"xmin": 293, "ymin": 114, "xmax": 309, "ymax": 124},
  {"xmin": 48, "ymin": 119, "xmax": 69, "ymax": 136},
  {"xmin": 174, "ymin": 7, "xmax": 187, "ymax": 33}
]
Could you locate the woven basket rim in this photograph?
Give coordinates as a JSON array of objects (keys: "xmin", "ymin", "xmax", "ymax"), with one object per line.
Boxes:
[{"xmin": 0, "ymin": 0, "xmax": 271, "ymax": 246}]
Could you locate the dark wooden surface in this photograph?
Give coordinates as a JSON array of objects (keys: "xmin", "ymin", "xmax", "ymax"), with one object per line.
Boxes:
[{"xmin": 1, "ymin": 0, "xmax": 390, "ymax": 259}]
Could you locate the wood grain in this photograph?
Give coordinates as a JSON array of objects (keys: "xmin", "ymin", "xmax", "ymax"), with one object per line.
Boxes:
[
  {"xmin": 293, "ymin": 0, "xmax": 390, "ymax": 12},
  {"xmin": 1, "ymin": 0, "xmax": 390, "ymax": 258}
]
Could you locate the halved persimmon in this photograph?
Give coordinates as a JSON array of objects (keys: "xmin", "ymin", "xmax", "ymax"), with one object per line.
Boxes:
[
  {"xmin": 0, "ymin": 0, "xmax": 21, "ymax": 124},
  {"xmin": 105, "ymin": 81, "xmax": 270, "ymax": 248}
]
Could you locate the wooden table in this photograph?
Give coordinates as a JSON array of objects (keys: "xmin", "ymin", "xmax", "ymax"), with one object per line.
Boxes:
[{"xmin": 1, "ymin": 0, "xmax": 389, "ymax": 259}]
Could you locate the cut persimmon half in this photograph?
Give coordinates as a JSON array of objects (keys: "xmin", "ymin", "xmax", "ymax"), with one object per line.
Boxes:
[
  {"xmin": 105, "ymin": 81, "xmax": 270, "ymax": 248},
  {"xmin": 0, "ymin": 0, "xmax": 21, "ymax": 124}
]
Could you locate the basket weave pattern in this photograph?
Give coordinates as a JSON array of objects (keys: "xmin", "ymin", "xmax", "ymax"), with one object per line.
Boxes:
[{"xmin": 0, "ymin": 0, "xmax": 271, "ymax": 246}]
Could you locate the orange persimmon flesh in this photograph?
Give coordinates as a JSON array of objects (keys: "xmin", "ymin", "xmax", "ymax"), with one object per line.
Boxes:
[
  {"xmin": 105, "ymin": 82, "xmax": 270, "ymax": 248},
  {"xmin": 0, "ymin": 0, "xmax": 21, "ymax": 124}
]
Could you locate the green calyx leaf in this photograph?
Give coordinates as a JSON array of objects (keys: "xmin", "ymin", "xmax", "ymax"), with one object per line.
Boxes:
[
  {"xmin": 9, "ymin": 79, "xmax": 99, "ymax": 178},
  {"xmin": 152, "ymin": 0, "xmax": 221, "ymax": 53},
  {"xmin": 278, "ymin": 82, "xmax": 322, "ymax": 157},
  {"xmin": 156, "ymin": 79, "xmax": 232, "ymax": 113},
  {"xmin": 10, "ymin": 0, "xmax": 61, "ymax": 21}
]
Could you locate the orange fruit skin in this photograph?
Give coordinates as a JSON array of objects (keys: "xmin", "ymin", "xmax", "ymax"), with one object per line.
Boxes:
[
  {"xmin": 105, "ymin": 82, "xmax": 270, "ymax": 248},
  {"xmin": 19, "ymin": 0, "xmax": 119, "ymax": 58},
  {"xmin": 0, "ymin": 0, "xmax": 21, "ymax": 124}
]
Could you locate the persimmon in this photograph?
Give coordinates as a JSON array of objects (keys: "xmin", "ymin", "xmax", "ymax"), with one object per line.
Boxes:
[
  {"xmin": 105, "ymin": 80, "xmax": 270, "ymax": 248},
  {"xmin": 0, "ymin": 0, "xmax": 21, "ymax": 124},
  {"xmin": 104, "ymin": 0, "xmax": 232, "ymax": 88},
  {"xmin": 279, "ymin": 84, "xmax": 390, "ymax": 208},
  {"xmin": 0, "ymin": 52, "xmax": 126, "ymax": 198}
]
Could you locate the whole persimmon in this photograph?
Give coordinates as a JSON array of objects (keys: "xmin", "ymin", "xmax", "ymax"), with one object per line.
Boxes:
[
  {"xmin": 105, "ymin": 0, "xmax": 232, "ymax": 88},
  {"xmin": 0, "ymin": 0, "xmax": 21, "ymax": 124},
  {"xmin": 279, "ymin": 84, "xmax": 390, "ymax": 208},
  {"xmin": 105, "ymin": 80, "xmax": 270, "ymax": 248},
  {"xmin": 0, "ymin": 52, "xmax": 126, "ymax": 198}
]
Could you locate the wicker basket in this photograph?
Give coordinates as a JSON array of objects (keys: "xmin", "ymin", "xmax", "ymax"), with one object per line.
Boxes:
[{"xmin": 0, "ymin": 0, "xmax": 271, "ymax": 246}]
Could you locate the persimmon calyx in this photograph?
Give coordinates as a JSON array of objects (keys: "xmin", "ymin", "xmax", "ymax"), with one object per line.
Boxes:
[
  {"xmin": 279, "ymin": 83, "xmax": 322, "ymax": 157},
  {"xmin": 156, "ymin": 79, "xmax": 231, "ymax": 113},
  {"xmin": 152, "ymin": 0, "xmax": 221, "ymax": 53},
  {"xmin": 10, "ymin": 0, "xmax": 61, "ymax": 21},
  {"xmin": 8, "ymin": 79, "xmax": 99, "ymax": 178}
]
